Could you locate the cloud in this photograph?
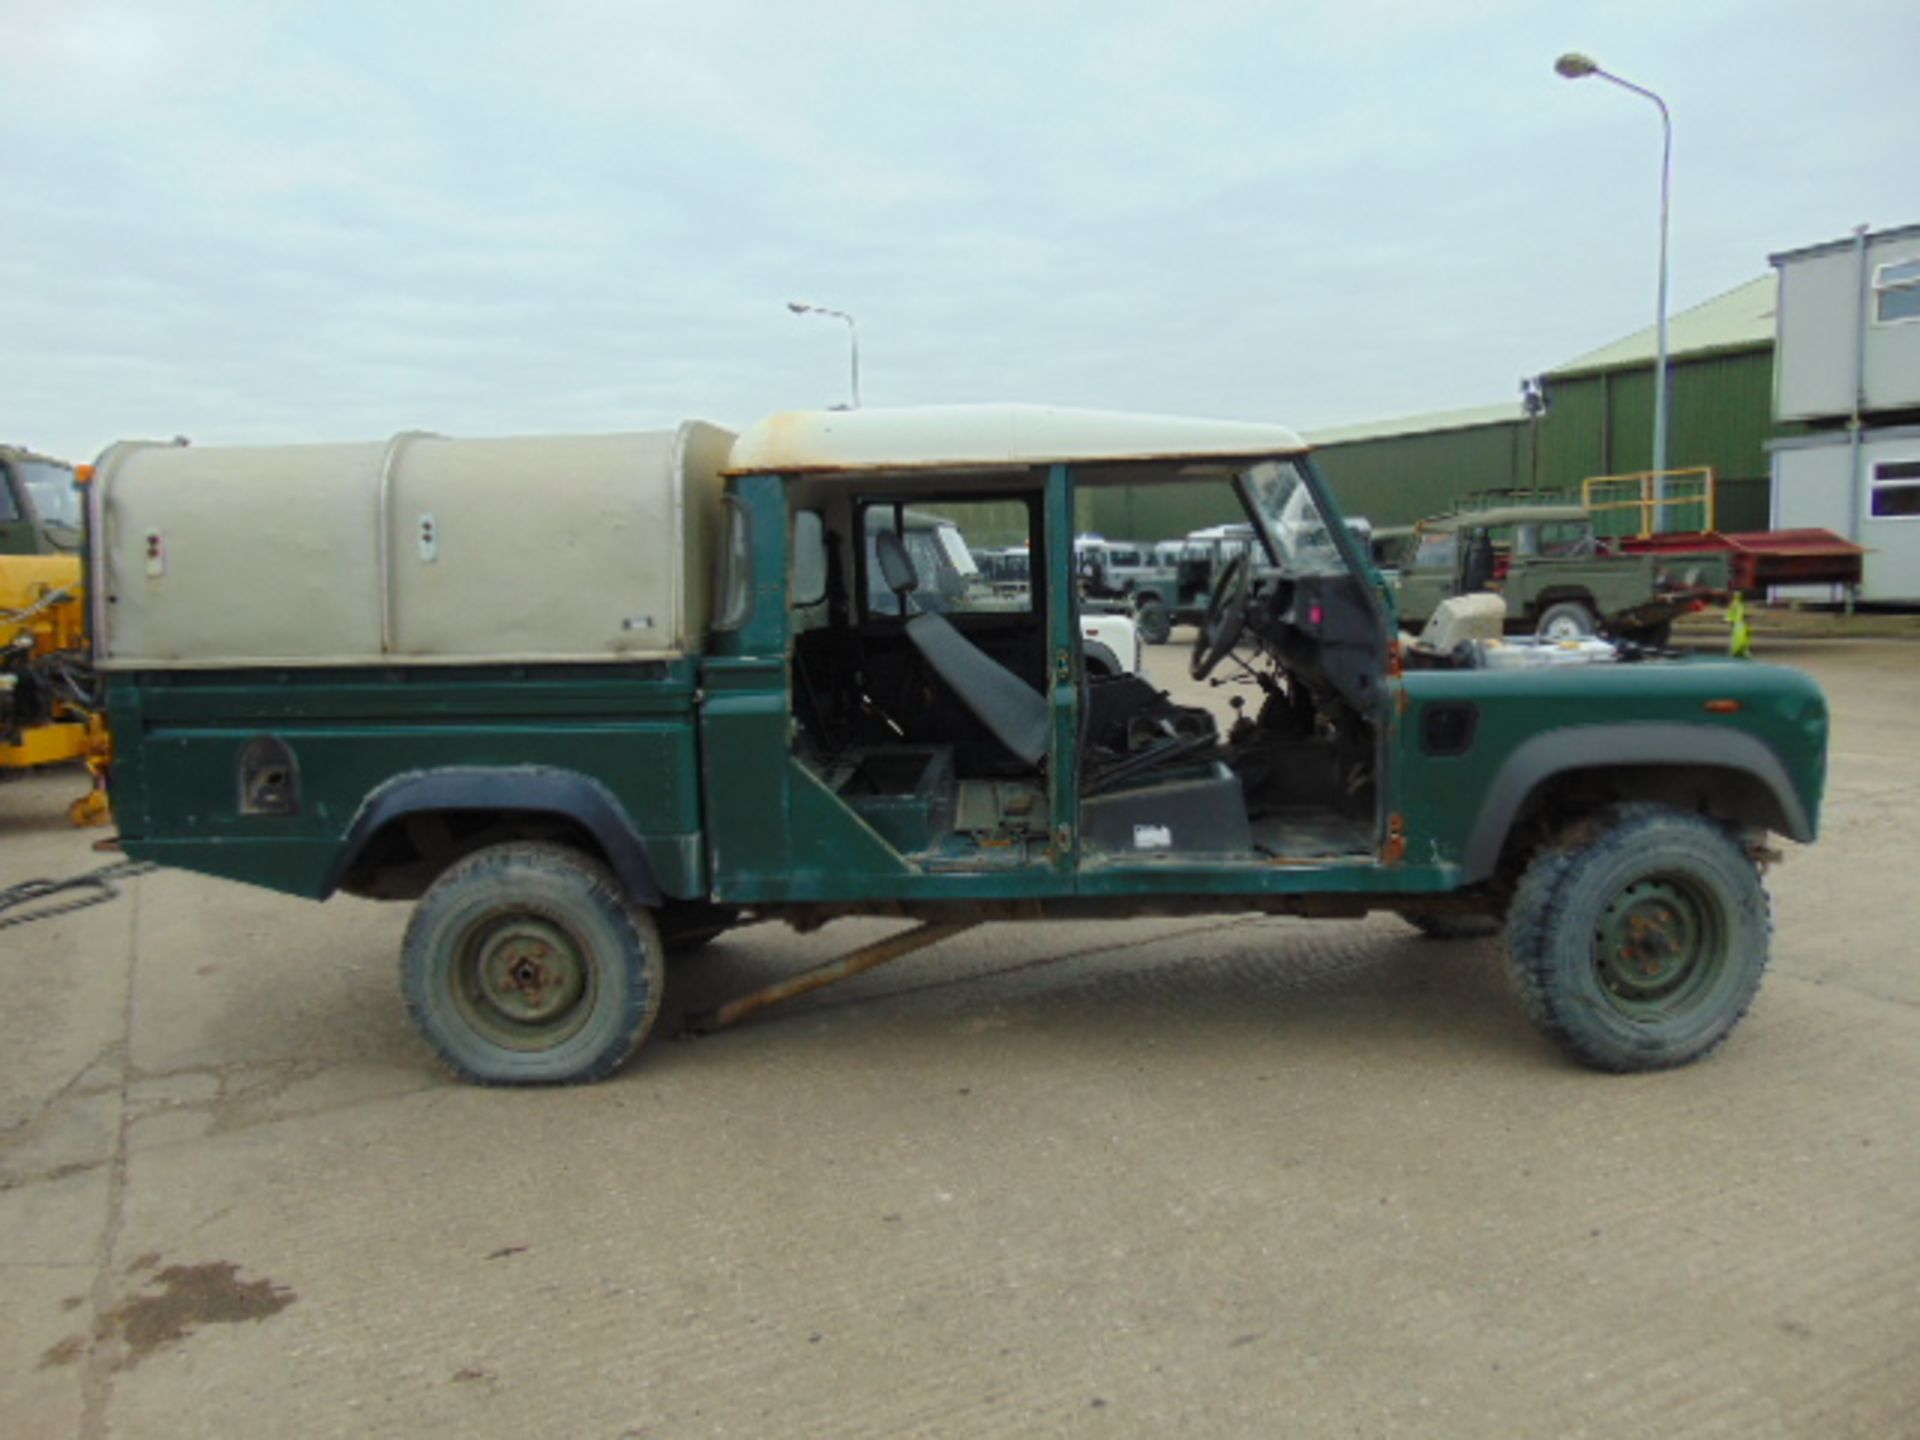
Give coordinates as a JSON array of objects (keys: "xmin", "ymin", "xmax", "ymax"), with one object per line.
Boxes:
[{"xmin": 0, "ymin": 0, "xmax": 1914, "ymax": 459}]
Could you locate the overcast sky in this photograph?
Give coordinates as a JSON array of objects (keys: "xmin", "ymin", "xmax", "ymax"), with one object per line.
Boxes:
[{"xmin": 2, "ymin": 0, "xmax": 1913, "ymax": 461}]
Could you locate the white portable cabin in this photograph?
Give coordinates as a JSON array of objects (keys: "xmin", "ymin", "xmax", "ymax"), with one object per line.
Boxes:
[
  {"xmin": 1768, "ymin": 426, "xmax": 1920, "ymax": 603},
  {"xmin": 1769, "ymin": 222, "xmax": 1920, "ymax": 602},
  {"xmin": 90, "ymin": 423, "xmax": 736, "ymax": 667},
  {"xmin": 1772, "ymin": 223, "xmax": 1920, "ymax": 424}
]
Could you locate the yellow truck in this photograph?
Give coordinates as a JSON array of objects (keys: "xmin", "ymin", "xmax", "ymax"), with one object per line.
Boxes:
[{"xmin": 1, "ymin": 446, "xmax": 106, "ymax": 820}]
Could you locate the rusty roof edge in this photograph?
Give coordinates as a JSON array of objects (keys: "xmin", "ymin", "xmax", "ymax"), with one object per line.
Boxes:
[{"xmin": 724, "ymin": 404, "xmax": 1310, "ymax": 477}]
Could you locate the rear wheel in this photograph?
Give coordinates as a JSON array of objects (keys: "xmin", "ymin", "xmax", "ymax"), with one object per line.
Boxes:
[
  {"xmin": 1535, "ymin": 600, "xmax": 1598, "ymax": 642},
  {"xmin": 401, "ymin": 842, "xmax": 664, "ymax": 1085},
  {"xmin": 1505, "ymin": 806, "xmax": 1769, "ymax": 1072}
]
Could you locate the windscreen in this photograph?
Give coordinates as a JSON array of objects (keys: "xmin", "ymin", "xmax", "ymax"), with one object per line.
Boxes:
[
  {"xmin": 19, "ymin": 460, "xmax": 81, "ymax": 529},
  {"xmin": 1238, "ymin": 459, "xmax": 1353, "ymax": 578}
]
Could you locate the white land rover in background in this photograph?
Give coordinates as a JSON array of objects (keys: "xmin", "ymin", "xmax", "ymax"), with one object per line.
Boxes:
[{"xmin": 871, "ymin": 513, "xmax": 1141, "ymax": 676}]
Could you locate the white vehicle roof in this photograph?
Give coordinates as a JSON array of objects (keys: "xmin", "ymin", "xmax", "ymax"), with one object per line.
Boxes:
[{"xmin": 727, "ymin": 404, "xmax": 1307, "ymax": 476}]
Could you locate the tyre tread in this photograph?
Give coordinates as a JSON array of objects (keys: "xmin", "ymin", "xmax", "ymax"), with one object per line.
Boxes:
[
  {"xmin": 400, "ymin": 841, "xmax": 663, "ymax": 1087},
  {"xmin": 1504, "ymin": 804, "xmax": 1770, "ymax": 1073}
]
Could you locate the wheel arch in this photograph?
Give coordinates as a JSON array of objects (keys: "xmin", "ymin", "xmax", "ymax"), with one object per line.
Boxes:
[
  {"xmin": 325, "ymin": 767, "xmax": 663, "ymax": 905},
  {"xmin": 1529, "ymin": 587, "xmax": 1598, "ymax": 618},
  {"xmin": 1081, "ymin": 638, "xmax": 1125, "ymax": 677},
  {"xmin": 1462, "ymin": 725, "xmax": 1812, "ymax": 884}
]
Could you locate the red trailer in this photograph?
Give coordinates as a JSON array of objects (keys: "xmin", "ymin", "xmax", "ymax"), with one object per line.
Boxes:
[
  {"xmin": 1619, "ymin": 528, "xmax": 1865, "ymax": 594},
  {"xmin": 1580, "ymin": 469, "xmax": 1865, "ymax": 596}
]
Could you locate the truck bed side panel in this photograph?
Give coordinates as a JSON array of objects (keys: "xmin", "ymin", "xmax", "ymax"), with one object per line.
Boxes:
[{"xmin": 106, "ymin": 665, "xmax": 705, "ymax": 901}]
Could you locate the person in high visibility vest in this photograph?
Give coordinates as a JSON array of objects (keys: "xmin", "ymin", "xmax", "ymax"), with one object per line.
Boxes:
[{"xmin": 1727, "ymin": 593, "xmax": 1753, "ymax": 658}]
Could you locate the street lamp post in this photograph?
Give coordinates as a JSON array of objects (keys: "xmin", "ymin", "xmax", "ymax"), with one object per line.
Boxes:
[
  {"xmin": 1555, "ymin": 51, "xmax": 1672, "ymax": 502},
  {"xmin": 787, "ymin": 301, "xmax": 861, "ymax": 409}
]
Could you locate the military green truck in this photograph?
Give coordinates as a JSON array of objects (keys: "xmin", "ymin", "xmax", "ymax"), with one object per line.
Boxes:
[
  {"xmin": 1390, "ymin": 504, "xmax": 1732, "ymax": 645},
  {"xmin": 88, "ymin": 407, "xmax": 1827, "ymax": 1085}
]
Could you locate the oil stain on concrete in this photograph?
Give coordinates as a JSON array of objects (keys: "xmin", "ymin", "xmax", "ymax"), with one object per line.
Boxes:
[{"xmin": 41, "ymin": 1257, "xmax": 296, "ymax": 1370}]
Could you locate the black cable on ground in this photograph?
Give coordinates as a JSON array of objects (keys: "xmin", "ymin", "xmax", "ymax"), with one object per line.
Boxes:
[{"xmin": 0, "ymin": 859, "xmax": 158, "ymax": 932}]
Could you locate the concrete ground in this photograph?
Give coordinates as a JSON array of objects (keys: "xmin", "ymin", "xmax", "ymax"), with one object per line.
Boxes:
[{"xmin": 3, "ymin": 639, "xmax": 1916, "ymax": 1439}]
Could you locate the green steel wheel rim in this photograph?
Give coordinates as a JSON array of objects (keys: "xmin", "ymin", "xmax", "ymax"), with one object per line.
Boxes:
[
  {"xmin": 452, "ymin": 913, "xmax": 599, "ymax": 1051},
  {"xmin": 1592, "ymin": 874, "xmax": 1726, "ymax": 1020}
]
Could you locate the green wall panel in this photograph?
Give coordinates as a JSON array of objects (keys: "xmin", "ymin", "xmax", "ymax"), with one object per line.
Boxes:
[
  {"xmin": 1314, "ymin": 422, "xmax": 1538, "ymax": 527},
  {"xmin": 1300, "ymin": 344, "xmax": 1784, "ymax": 536},
  {"xmin": 1541, "ymin": 346, "xmax": 1776, "ymax": 516},
  {"xmin": 944, "ymin": 344, "xmax": 1779, "ymax": 548}
]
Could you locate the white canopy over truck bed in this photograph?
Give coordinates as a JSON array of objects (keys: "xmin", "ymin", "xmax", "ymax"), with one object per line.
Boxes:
[{"xmin": 89, "ymin": 422, "xmax": 735, "ymax": 667}]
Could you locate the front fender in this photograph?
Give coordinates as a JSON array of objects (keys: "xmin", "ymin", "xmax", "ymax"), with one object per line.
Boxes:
[{"xmin": 1460, "ymin": 723, "xmax": 1813, "ymax": 882}]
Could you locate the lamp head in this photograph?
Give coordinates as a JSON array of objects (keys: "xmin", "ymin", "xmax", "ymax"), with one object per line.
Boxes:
[
  {"xmin": 1555, "ymin": 52, "xmax": 1599, "ymax": 79},
  {"xmin": 787, "ymin": 300, "xmax": 812, "ymax": 315}
]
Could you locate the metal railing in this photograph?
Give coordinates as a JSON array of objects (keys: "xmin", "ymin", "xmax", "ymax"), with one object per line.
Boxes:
[{"xmin": 1580, "ymin": 467, "xmax": 1717, "ymax": 538}]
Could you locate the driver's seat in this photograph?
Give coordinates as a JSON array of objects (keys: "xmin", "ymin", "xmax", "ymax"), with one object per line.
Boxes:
[{"xmin": 873, "ymin": 528, "xmax": 1050, "ymax": 766}]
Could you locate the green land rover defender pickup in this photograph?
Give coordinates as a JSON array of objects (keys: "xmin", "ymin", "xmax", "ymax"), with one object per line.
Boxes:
[
  {"xmin": 1389, "ymin": 503, "xmax": 1734, "ymax": 645},
  {"xmin": 88, "ymin": 406, "xmax": 1828, "ymax": 1084}
]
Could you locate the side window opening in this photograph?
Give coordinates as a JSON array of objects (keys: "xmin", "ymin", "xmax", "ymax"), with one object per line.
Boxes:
[
  {"xmin": 1869, "ymin": 459, "xmax": 1920, "ymax": 518},
  {"xmin": 1873, "ymin": 258, "xmax": 1920, "ymax": 324},
  {"xmin": 857, "ymin": 497, "xmax": 1036, "ymax": 620},
  {"xmin": 712, "ymin": 496, "xmax": 754, "ymax": 631},
  {"xmin": 790, "ymin": 509, "xmax": 828, "ymax": 606},
  {"xmin": 1414, "ymin": 530, "xmax": 1457, "ymax": 570}
]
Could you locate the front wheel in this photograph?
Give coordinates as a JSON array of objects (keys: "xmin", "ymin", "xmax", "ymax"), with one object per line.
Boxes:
[
  {"xmin": 1505, "ymin": 806, "xmax": 1769, "ymax": 1072},
  {"xmin": 401, "ymin": 842, "xmax": 665, "ymax": 1085}
]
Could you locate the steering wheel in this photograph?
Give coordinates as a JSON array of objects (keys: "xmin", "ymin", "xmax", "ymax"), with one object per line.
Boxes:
[{"xmin": 1190, "ymin": 552, "xmax": 1253, "ymax": 681}]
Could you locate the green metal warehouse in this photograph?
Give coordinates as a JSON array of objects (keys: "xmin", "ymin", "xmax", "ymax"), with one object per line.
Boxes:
[{"xmin": 1309, "ymin": 275, "xmax": 1780, "ymax": 533}]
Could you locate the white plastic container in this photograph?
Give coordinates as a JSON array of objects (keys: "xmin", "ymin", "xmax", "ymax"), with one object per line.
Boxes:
[{"xmin": 1476, "ymin": 637, "xmax": 1619, "ymax": 670}]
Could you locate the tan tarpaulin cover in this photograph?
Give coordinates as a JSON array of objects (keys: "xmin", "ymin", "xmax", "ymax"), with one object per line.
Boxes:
[{"xmin": 92, "ymin": 422, "xmax": 734, "ymax": 667}]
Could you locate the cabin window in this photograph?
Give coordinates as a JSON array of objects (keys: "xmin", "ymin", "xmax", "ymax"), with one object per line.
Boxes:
[
  {"xmin": 859, "ymin": 499, "xmax": 1035, "ymax": 618},
  {"xmin": 712, "ymin": 496, "xmax": 755, "ymax": 630},
  {"xmin": 790, "ymin": 509, "xmax": 828, "ymax": 606},
  {"xmin": 1413, "ymin": 530, "xmax": 1456, "ymax": 570},
  {"xmin": 1874, "ymin": 258, "xmax": 1920, "ymax": 324},
  {"xmin": 1869, "ymin": 459, "xmax": 1920, "ymax": 519},
  {"xmin": 1537, "ymin": 521, "xmax": 1594, "ymax": 557}
]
